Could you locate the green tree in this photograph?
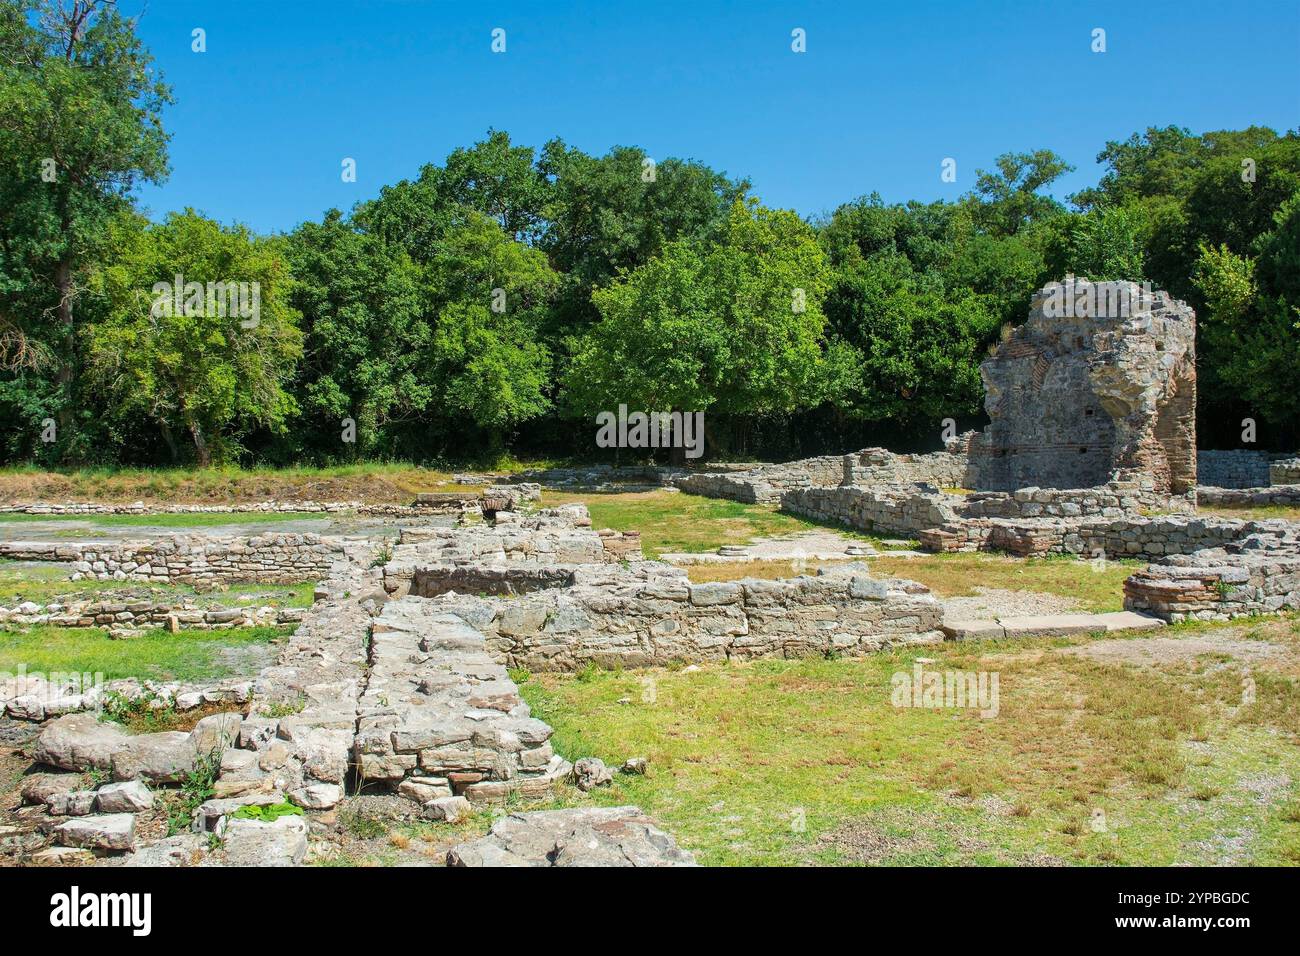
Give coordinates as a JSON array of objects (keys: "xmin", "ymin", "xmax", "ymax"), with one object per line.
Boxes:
[
  {"xmin": 423, "ymin": 212, "xmax": 558, "ymax": 449},
  {"xmin": 0, "ymin": 0, "xmax": 171, "ymax": 447},
  {"xmin": 1067, "ymin": 205, "xmax": 1146, "ymax": 280},
  {"xmin": 823, "ymin": 246, "xmax": 997, "ymax": 431},
  {"xmin": 565, "ymin": 198, "xmax": 829, "ymax": 450},
  {"xmin": 441, "ymin": 129, "xmax": 549, "ymax": 244},
  {"xmin": 286, "ymin": 210, "xmax": 431, "ymax": 459},
  {"xmin": 1194, "ymin": 195, "xmax": 1300, "ymax": 429},
  {"xmin": 966, "ymin": 150, "xmax": 1074, "ymax": 237},
  {"xmin": 541, "ymin": 139, "xmax": 748, "ymax": 339},
  {"xmin": 86, "ymin": 211, "xmax": 302, "ymax": 465},
  {"xmin": 1076, "ymin": 125, "xmax": 1300, "ymax": 300}
]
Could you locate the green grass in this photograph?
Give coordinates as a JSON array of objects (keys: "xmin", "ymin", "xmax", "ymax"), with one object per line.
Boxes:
[
  {"xmin": 0, "ymin": 560, "xmax": 317, "ymax": 608},
  {"xmin": 518, "ymin": 626, "xmax": 1300, "ymax": 866},
  {"xmin": 540, "ymin": 489, "xmax": 875, "ymax": 557},
  {"xmin": 0, "ymin": 561, "xmax": 82, "ymax": 604},
  {"xmin": 681, "ymin": 553, "xmax": 1134, "ymax": 612},
  {"xmin": 0, "ymin": 459, "xmax": 566, "ymax": 506},
  {"xmin": 0, "ymin": 624, "xmax": 291, "ymax": 682},
  {"xmin": 1198, "ymin": 504, "xmax": 1300, "ymax": 522},
  {"xmin": 866, "ymin": 552, "xmax": 1141, "ymax": 613}
]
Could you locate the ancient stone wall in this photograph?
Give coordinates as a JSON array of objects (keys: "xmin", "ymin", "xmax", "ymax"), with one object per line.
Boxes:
[
  {"xmin": 382, "ymin": 506, "xmax": 642, "ymax": 597},
  {"xmin": 957, "ymin": 477, "xmax": 1194, "ymax": 519},
  {"xmin": 0, "ymin": 533, "xmax": 345, "ymax": 585},
  {"xmin": 966, "ymin": 280, "xmax": 1197, "ymax": 494},
  {"xmin": 919, "ymin": 514, "xmax": 1285, "ymax": 560},
  {"xmin": 0, "ymin": 598, "xmax": 303, "ymax": 632},
  {"xmin": 1271, "ymin": 457, "xmax": 1300, "ymax": 485},
  {"xmin": 1196, "ymin": 485, "xmax": 1300, "ymax": 508},
  {"xmin": 1196, "ymin": 450, "xmax": 1271, "ymax": 488},
  {"xmin": 675, "ymin": 454, "xmax": 847, "ymax": 503},
  {"xmin": 781, "ymin": 485, "xmax": 960, "ymax": 535},
  {"xmin": 842, "ymin": 447, "xmax": 973, "ymax": 488},
  {"xmin": 1124, "ymin": 532, "xmax": 1300, "ymax": 622},
  {"xmin": 355, "ymin": 600, "xmax": 569, "ymax": 803},
  {"xmin": 782, "ymin": 478, "xmax": 1194, "ymax": 541},
  {"xmin": 417, "ymin": 562, "xmax": 945, "ymax": 671}
]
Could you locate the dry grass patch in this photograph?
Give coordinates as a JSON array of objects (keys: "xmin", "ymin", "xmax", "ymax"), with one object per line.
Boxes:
[
  {"xmin": 0, "ymin": 461, "xmax": 559, "ymax": 506},
  {"xmin": 518, "ymin": 626, "xmax": 1300, "ymax": 864},
  {"xmin": 865, "ymin": 552, "xmax": 1136, "ymax": 612},
  {"xmin": 539, "ymin": 489, "xmax": 866, "ymax": 557},
  {"xmin": 1196, "ymin": 504, "xmax": 1300, "ymax": 522}
]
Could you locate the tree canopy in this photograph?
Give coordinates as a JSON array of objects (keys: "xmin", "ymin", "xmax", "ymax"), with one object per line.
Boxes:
[{"xmin": 2, "ymin": 2, "xmax": 1298, "ymax": 463}]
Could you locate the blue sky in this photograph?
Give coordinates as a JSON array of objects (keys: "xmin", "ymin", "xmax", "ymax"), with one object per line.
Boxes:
[{"xmin": 129, "ymin": 0, "xmax": 1300, "ymax": 234}]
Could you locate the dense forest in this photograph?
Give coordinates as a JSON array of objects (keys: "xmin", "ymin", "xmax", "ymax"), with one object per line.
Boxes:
[{"xmin": 2, "ymin": 2, "xmax": 1298, "ymax": 467}]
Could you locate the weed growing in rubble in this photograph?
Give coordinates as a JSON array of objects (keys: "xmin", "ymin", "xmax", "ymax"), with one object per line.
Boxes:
[
  {"xmin": 101, "ymin": 689, "xmax": 177, "ymax": 731},
  {"xmin": 166, "ymin": 746, "xmax": 224, "ymax": 836},
  {"xmin": 261, "ymin": 694, "xmax": 308, "ymax": 718},
  {"xmin": 231, "ymin": 802, "xmax": 303, "ymax": 822}
]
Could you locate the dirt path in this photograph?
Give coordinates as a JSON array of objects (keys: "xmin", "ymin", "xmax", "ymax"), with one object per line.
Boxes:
[{"xmin": 1061, "ymin": 630, "xmax": 1292, "ymax": 666}]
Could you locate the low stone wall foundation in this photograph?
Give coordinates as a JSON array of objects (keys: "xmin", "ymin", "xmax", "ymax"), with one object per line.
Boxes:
[{"xmin": 0, "ymin": 533, "xmax": 346, "ymax": 585}]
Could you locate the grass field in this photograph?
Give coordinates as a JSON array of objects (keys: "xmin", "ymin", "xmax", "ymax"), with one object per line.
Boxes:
[
  {"xmin": 1198, "ymin": 503, "xmax": 1300, "ymax": 522},
  {"xmin": 518, "ymin": 617, "xmax": 1300, "ymax": 866},
  {"xmin": 541, "ymin": 489, "xmax": 876, "ymax": 556},
  {"xmin": 866, "ymin": 552, "xmax": 1140, "ymax": 613},
  {"xmin": 0, "ymin": 624, "xmax": 291, "ymax": 683},
  {"xmin": 681, "ymin": 553, "xmax": 1137, "ymax": 612},
  {"xmin": 0, "ymin": 460, "xmax": 562, "ymax": 506}
]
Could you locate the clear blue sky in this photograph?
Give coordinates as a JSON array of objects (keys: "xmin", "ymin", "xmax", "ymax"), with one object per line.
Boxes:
[{"xmin": 129, "ymin": 0, "xmax": 1300, "ymax": 234}]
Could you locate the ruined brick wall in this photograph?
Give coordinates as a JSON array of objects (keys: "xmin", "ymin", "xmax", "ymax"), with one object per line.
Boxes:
[
  {"xmin": 1125, "ymin": 534, "xmax": 1300, "ymax": 622},
  {"xmin": 1197, "ymin": 450, "xmax": 1271, "ymax": 488},
  {"xmin": 967, "ymin": 279, "xmax": 1197, "ymax": 495}
]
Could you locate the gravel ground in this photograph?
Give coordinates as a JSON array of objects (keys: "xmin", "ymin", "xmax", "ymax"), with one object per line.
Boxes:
[
  {"xmin": 942, "ymin": 587, "xmax": 1083, "ymax": 620},
  {"xmin": 1061, "ymin": 633, "xmax": 1287, "ymax": 666},
  {"xmin": 663, "ymin": 529, "xmax": 873, "ymax": 564}
]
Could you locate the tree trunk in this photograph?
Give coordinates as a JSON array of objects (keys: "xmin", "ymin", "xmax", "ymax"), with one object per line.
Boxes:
[
  {"xmin": 185, "ymin": 414, "xmax": 212, "ymax": 467},
  {"xmin": 159, "ymin": 421, "xmax": 179, "ymax": 462},
  {"xmin": 55, "ymin": 257, "xmax": 75, "ymax": 431}
]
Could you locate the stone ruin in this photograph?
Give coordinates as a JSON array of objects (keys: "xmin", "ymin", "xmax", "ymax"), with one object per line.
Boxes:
[
  {"xmin": 962, "ymin": 280, "xmax": 1198, "ymax": 495},
  {"xmin": 669, "ymin": 279, "xmax": 1300, "ymax": 624},
  {"xmin": 2, "ymin": 500, "xmax": 950, "ymax": 867},
  {"xmin": 677, "ymin": 279, "xmax": 1201, "ymax": 503},
  {"xmin": 3, "ymin": 278, "xmax": 1300, "ymax": 867}
]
